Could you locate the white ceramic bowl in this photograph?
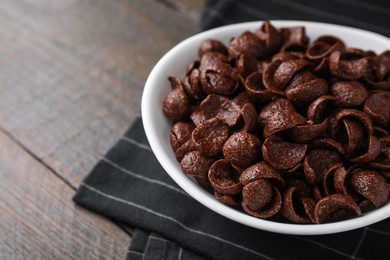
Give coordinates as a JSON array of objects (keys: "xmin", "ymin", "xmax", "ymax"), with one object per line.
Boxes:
[{"xmin": 142, "ymin": 21, "xmax": 390, "ymax": 235}]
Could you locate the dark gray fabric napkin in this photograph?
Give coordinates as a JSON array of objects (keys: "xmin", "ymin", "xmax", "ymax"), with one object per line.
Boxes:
[
  {"xmin": 200, "ymin": 0, "xmax": 390, "ymax": 37},
  {"xmin": 74, "ymin": 1, "xmax": 390, "ymax": 259},
  {"xmin": 74, "ymin": 117, "xmax": 390, "ymax": 260}
]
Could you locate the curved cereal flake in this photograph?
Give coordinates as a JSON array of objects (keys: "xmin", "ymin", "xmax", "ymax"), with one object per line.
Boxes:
[
  {"xmin": 175, "ymin": 139, "xmax": 197, "ymax": 162},
  {"xmin": 241, "ymin": 103, "xmax": 259, "ymax": 133},
  {"xmin": 349, "ymin": 136, "xmax": 381, "ymax": 163},
  {"xmin": 200, "ymin": 67, "xmax": 239, "ymax": 95},
  {"xmin": 333, "ymin": 109, "xmax": 374, "ymax": 137},
  {"xmin": 342, "ymin": 119, "xmax": 368, "ymax": 156},
  {"xmin": 190, "ymin": 107, "xmax": 206, "ymax": 126},
  {"xmin": 286, "ymin": 119, "xmax": 328, "ymax": 143},
  {"xmin": 329, "ymin": 51, "xmax": 369, "ymax": 80},
  {"xmin": 351, "ymin": 170, "xmax": 389, "ymax": 208},
  {"xmin": 313, "ymin": 185, "xmax": 324, "ymax": 201},
  {"xmin": 272, "ymin": 51, "xmax": 301, "ymax": 62},
  {"xmin": 199, "ymin": 94, "xmax": 241, "ymax": 127},
  {"xmin": 331, "ymin": 81, "xmax": 368, "ymax": 107},
  {"xmin": 281, "ymin": 186, "xmax": 312, "ymax": 223},
  {"xmin": 214, "ymin": 191, "xmax": 239, "ymax": 206},
  {"xmin": 301, "ymin": 197, "xmax": 316, "ymax": 223},
  {"xmin": 273, "ymin": 59, "xmax": 311, "ymax": 89},
  {"xmin": 256, "ymin": 21, "xmax": 282, "ymax": 55},
  {"xmin": 280, "ymin": 43, "xmax": 307, "ymax": 56},
  {"xmin": 333, "ymin": 166, "xmax": 360, "ymax": 201},
  {"xmin": 359, "ymin": 199, "xmax": 377, "ymax": 213},
  {"xmin": 303, "ymin": 149, "xmax": 341, "ymax": 185},
  {"xmin": 280, "ymin": 26, "xmax": 307, "ymax": 47},
  {"xmin": 285, "ymin": 78, "xmax": 329, "ymax": 106},
  {"xmin": 163, "ymin": 87, "xmax": 190, "ymax": 122},
  {"xmin": 307, "ymin": 95, "xmax": 336, "ymax": 123},
  {"xmin": 237, "ymin": 54, "xmax": 258, "ymax": 79},
  {"xmin": 263, "ymin": 59, "xmax": 284, "ymax": 89},
  {"xmin": 222, "ymin": 132, "xmax": 262, "ymax": 168},
  {"xmin": 170, "ymin": 122, "xmax": 195, "ymax": 152},
  {"xmin": 363, "ymin": 51, "xmax": 388, "ymax": 86},
  {"xmin": 258, "ymin": 98, "xmax": 295, "ymax": 125},
  {"xmin": 370, "ymin": 137, "xmax": 390, "ymax": 169},
  {"xmin": 286, "ymin": 69, "xmax": 316, "ymax": 90},
  {"xmin": 286, "ymin": 163, "xmax": 303, "ymax": 175},
  {"xmin": 364, "ymin": 92, "xmax": 390, "ymax": 127},
  {"xmin": 208, "ymin": 159, "xmax": 242, "ymax": 195},
  {"xmin": 310, "ymin": 138, "xmax": 345, "ymax": 155},
  {"xmin": 228, "ymin": 31, "xmax": 266, "ymax": 60},
  {"xmin": 242, "ymin": 179, "xmax": 273, "ymax": 211},
  {"xmin": 285, "ymin": 177, "xmax": 312, "ymax": 197},
  {"xmin": 306, "ymin": 36, "xmax": 345, "ymax": 60},
  {"xmin": 199, "ymin": 52, "xmax": 228, "ymax": 71},
  {"xmin": 313, "ymin": 57, "xmax": 330, "ymax": 77},
  {"xmin": 180, "ymin": 150, "xmax": 214, "ymax": 179},
  {"xmin": 322, "ymin": 163, "xmax": 344, "ymax": 195},
  {"xmin": 314, "ymin": 194, "xmax": 361, "ymax": 224},
  {"xmin": 168, "ymin": 75, "xmax": 183, "ymax": 90},
  {"xmin": 244, "ymin": 72, "xmax": 283, "ymax": 103},
  {"xmin": 242, "ymin": 186, "xmax": 282, "ymax": 219},
  {"xmin": 198, "ymin": 39, "xmax": 228, "ymax": 57},
  {"xmin": 262, "ymin": 136, "xmax": 307, "ymax": 171},
  {"xmin": 239, "ymin": 162, "xmax": 285, "ymax": 189},
  {"xmin": 263, "ymin": 109, "xmax": 306, "ymax": 137},
  {"xmin": 192, "ymin": 118, "xmax": 229, "ymax": 157},
  {"xmin": 183, "ymin": 68, "xmax": 205, "ymax": 101}
]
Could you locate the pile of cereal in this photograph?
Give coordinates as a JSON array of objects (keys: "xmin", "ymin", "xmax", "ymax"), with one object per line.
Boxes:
[{"xmin": 162, "ymin": 21, "xmax": 390, "ymax": 224}]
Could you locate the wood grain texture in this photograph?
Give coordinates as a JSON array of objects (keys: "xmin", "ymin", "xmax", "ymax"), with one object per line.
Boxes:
[
  {"xmin": 0, "ymin": 129, "xmax": 130, "ymax": 259},
  {"xmin": 0, "ymin": 0, "xmax": 201, "ymax": 188},
  {"xmin": 0, "ymin": 0, "xmax": 202, "ymax": 258}
]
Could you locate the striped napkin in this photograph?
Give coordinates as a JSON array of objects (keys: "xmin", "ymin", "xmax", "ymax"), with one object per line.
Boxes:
[
  {"xmin": 74, "ymin": 1, "xmax": 390, "ymax": 259},
  {"xmin": 200, "ymin": 0, "xmax": 390, "ymax": 37},
  {"xmin": 74, "ymin": 117, "xmax": 390, "ymax": 260}
]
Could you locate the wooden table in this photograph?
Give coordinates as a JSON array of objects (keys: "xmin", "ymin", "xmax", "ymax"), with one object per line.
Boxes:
[{"xmin": 0, "ymin": 0, "xmax": 202, "ymax": 258}]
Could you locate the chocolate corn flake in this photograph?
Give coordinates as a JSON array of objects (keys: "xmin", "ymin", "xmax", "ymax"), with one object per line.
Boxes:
[
  {"xmin": 192, "ymin": 118, "xmax": 229, "ymax": 157},
  {"xmin": 170, "ymin": 122, "xmax": 195, "ymax": 152},
  {"xmin": 281, "ymin": 186, "xmax": 313, "ymax": 223},
  {"xmin": 364, "ymin": 91, "xmax": 390, "ymax": 127},
  {"xmin": 350, "ymin": 170, "xmax": 389, "ymax": 208},
  {"xmin": 330, "ymin": 81, "xmax": 368, "ymax": 107},
  {"xmin": 223, "ymin": 132, "xmax": 262, "ymax": 168},
  {"xmin": 208, "ymin": 159, "xmax": 242, "ymax": 195},
  {"xmin": 228, "ymin": 31, "xmax": 266, "ymax": 60},
  {"xmin": 303, "ymin": 149, "xmax": 341, "ymax": 185},
  {"xmin": 262, "ymin": 136, "xmax": 307, "ymax": 171},
  {"xmin": 196, "ymin": 94, "xmax": 241, "ymax": 127},
  {"xmin": 180, "ymin": 150, "xmax": 214, "ymax": 179},
  {"xmin": 314, "ymin": 194, "xmax": 361, "ymax": 224},
  {"xmin": 242, "ymin": 186, "xmax": 282, "ymax": 219},
  {"xmin": 162, "ymin": 21, "xmax": 390, "ymax": 224}
]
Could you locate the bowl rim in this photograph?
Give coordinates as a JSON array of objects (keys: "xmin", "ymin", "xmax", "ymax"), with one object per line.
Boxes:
[{"xmin": 141, "ymin": 20, "xmax": 390, "ymax": 235}]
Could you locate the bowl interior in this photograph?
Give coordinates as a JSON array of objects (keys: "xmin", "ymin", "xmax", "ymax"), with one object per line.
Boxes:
[{"xmin": 142, "ymin": 21, "xmax": 390, "ymax": 235}]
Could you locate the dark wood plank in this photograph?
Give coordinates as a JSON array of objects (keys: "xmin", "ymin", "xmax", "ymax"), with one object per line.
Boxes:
[
  {"xmin": 0, "ymin": 0, "xmax": 201, "ymax": 188},
  {"xmin": 0, "ymin": 129, "xmax": 130, "ymax": 259}
]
